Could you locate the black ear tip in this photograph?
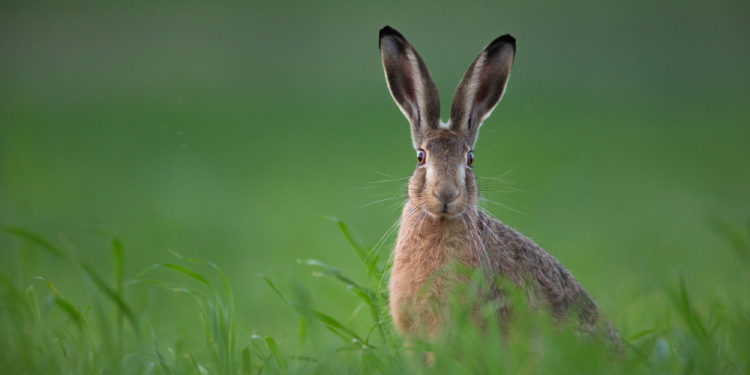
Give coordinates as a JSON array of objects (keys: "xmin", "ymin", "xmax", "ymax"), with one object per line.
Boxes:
[
  {"xmin": 380, "ymin": 25, "xmax": 404, "ymax": 39},
  {"xmin": 499, "ymin": 34, "xmax": 516, "ymax": 46},
  {"xmin": 488, "ymin": 34, "xmax": 516, "ymax": 52},
  {"xmin": 379, "ymin": 26, "xmax": 407, "ymax": 49}
]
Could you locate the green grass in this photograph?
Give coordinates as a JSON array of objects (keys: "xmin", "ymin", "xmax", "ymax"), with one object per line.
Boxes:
[{"xmin": 1, "ymin": 220, "xmax": 748, "ymax": 374}]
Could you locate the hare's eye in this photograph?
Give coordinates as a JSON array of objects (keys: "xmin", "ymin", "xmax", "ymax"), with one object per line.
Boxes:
[
  {"xmin": 467, "ymin": 151, "xmax": 474, "ymax": 167},
  {"xmin": 417, "ymin": 149, "xmax": 426, "ymax": 165}
]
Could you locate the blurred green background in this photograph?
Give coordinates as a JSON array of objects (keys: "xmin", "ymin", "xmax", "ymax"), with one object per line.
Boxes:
[{"xmin": 1, "ymin": 0, "xmax": 748, "ymax": 344}]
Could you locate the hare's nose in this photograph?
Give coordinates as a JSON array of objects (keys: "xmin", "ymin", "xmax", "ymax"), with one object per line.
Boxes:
[{"xmin": 434, "ymin": 185, "xmax": 459, "ymax": 205}]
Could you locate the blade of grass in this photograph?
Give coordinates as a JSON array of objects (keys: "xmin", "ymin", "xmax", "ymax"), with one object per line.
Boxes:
[
  {"xmin": 206, "ymin": 260, "xmax": 235, "ymax": 367},
  {"xmin": 241, "ymin": 346, "xmax": 253, "ymax": 375},
  {"xmin": 249, "ymin": 334, "xmax": 272, "ymax": 373},
  {"xmin": 260, "ymin": 274, "xmax": 369, "ymax": 346},
  {"xmin": 80, "ymin": 263, "xmax": 138, "ymax": 336},
  {"xmin": 628, "ymin": 327, "xmax": 662, "ymax": 341},
  {"xmin": 5, "ymin": 227, "xmax": 73, "ymax": 265},
  {"xmin": 7, "ymin": 227, "xmax": 139, "ymax": 342},
  {"xmin": 25, "ymin": 285, "xmax": 41, "ymax": 322},
  {"xmin": 299, "ymin": 316, "xmax": 307, "ymax": 346},
  {"xmin": 325, "ymin": 217, "xmax": 382, "ymax": 280},
  {"xmin": 673, "ymin": 276, "xmax": 708, "ymax": 343},
  {"xmin": 35, "ymin": 276, "xmax": 87, "ymax": 331},
  {"xmin": 298, "ymin": 258, "xmax": 385, "ymax": 344},
  {"xmin": 136, "ymin": 260, "xmax": 235, "ymax": 374},
  {"xmin": 298, "ymin": 258, "xmax": 379, "ymax": 309},
  {"xmin": 112, "ymin": 238, "xmax": 124, "ymax": 290},
  {"xmin": 0, "ymin": 274, "xmax": 32, "ymax": 315},
  {"xmin": 112, "ymin": 237, "xmax": 125, "ymax": 354},
  {"xmin": 162, "ymin": 263, "xmax": 212, "ymax": 287},
  {"xmin": 264, "ymin": 336, "xmax": 288, "ymax": 372}
]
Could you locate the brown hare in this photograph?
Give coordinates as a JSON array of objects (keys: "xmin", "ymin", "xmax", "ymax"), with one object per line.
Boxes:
[{"xmin": 379, "ymin": 26, "xmax": 622, "ymax": 351}]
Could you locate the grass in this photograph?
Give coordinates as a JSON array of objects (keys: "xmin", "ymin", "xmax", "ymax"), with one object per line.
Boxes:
[{"xmin": 1, "ymin": 218, "xmax": 748, "ymax": 374}]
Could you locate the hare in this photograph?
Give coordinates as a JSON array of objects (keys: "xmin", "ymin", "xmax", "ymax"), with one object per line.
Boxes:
[{"xmin": 379, "ymin": 26, "xmax": 622, "ymax": 350}]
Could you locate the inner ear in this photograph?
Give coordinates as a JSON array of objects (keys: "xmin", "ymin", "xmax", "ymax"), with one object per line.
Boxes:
[
  {"xmin": 449, "ymin": 34, "xmax": 516, "ymax": 147},
  {"xmin": 379, "ymin": 26, "xmax": 441, "ymax": 149},
  {"xmin": 383, "ymin": 50, "xmax": 419, "ymax": 121}
]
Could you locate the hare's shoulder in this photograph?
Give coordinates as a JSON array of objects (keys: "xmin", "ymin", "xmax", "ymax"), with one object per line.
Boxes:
[
  {"xmin": 476, "ymin": 210, "xmax": 586, "ymax": 298},
  {"xmin": 475, "ymin": 210, "xmax": 544, "ymax": 262}
]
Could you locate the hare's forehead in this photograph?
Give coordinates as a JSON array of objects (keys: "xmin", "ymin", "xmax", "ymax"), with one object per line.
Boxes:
[{"xmin": 422, "ymin": 134, "xmax": 469, "ymax": 156}]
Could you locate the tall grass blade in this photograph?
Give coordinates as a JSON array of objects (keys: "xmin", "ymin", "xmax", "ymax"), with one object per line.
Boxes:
[
  {"xmin": 80, "ymin": 263, "xmax": 139, "ymax": 335},
  {"xmin": 263, "ymin": 336, "xmax": 288, "ymax": 372},
  {"xmin": 299, "ymin": 316, "xmax": 307, "ymax": 346},
  {"xmin": 241, "ymin": 346, "xmax": 252, "ymax": 375},
  {"xmin": 35, "ymin": 276, "xmax": 87, "ymax": 331},
  {"xmin": 162, "ymin": 263, "xmax": 212, "ymax": 287},
  {"xmin": 326, "ymin": 217, "xmax": 382, "ymax": 281},
  {"xmin": 674, "ymin": 276, "xmax": 708, "ymax": 343},
  {"xmin": 112, "ymin": 238, "xmax": 124, "ymax": 292},
  {"xmin": 0, "ymin": 274, "xmax": 32, "ymax": 316},
  {"xmin": 297, "ymin": 258, "xmax": 380, "ymax": 322},
  {"xmin": 260, "ymin": 274, "xmax": 369, "ymax": 345},
  {"xmin": 112, "ymin": 237, "xmax": 125, "ymax": 355},
  {"xmin": 4, "ymin": 227, "xmax": 73, "ymax": 265}
]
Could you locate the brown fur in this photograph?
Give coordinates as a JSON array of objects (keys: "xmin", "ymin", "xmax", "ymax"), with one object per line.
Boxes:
[{"xmin": 379, "ymin": 26, "xmax": 623, "ymax": 351}]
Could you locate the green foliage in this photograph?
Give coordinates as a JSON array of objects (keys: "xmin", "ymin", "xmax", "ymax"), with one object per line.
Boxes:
[{"xmin": 1, "ymin": 220, "xmax": 749, "ymax": 374}]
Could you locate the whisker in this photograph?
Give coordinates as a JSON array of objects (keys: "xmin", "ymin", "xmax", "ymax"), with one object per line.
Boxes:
[
  {"xmin": 372, "ymin": 169, "xmax": 399, "ymax": 179},
  {"xmin": 473, "ymin": 208, "xmax": 509, "ymax": 253},
  {"xmin": 476, "ymin": 168, "xmax": 515, "ymax": 181},
  {"xmin": 369, "ymin": 218, "xmax": 401, "ymax": 263},
  {"xmin": 366, "ymin": 176, "xmax": 411, "ymax": 185},
  {"xmin": 463, "ymin": 211, "xmax": 491, "ymax": 277},
  {"xmin": 372, "ymin": 202, "xmax": 421, "ymax": 258},
  {"xmin": 378, "ymin": 204, "xmax": 424, "ymax": 291},
  {"xmin": 477, "ymin": 188, "xmax": 524, "ymax": 194},
  {"xmin": 358, "ymin": 197, "xmax": 402, "ymax": 209},
  {"xmin": 479, "ymin": 197, "xmax": 528, "ymax": 216}
]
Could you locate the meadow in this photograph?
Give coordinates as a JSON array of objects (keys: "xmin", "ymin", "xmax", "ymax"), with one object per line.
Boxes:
[{"xmin": 1, "ymin": 1, "xmax": 749, "ymax": 373}]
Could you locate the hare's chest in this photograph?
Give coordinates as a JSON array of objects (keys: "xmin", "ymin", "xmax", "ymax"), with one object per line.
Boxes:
[{"xmin": 388, "ymin": 230, "xmax": 477, "ymax": 336}]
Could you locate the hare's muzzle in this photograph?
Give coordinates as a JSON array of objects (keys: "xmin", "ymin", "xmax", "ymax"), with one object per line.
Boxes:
[{"xmin": 434, "ymin": 184, "xmax": 459, "ymax": 206}]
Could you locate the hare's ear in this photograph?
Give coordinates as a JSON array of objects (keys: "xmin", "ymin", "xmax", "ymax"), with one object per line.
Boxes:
[
  {"xmin": 450, "ymin": 34, "xmax": 515, "ymax": 147},
  {"xmin": 379, "ymin": 26, "xmax": 440, "ymax": 149}
]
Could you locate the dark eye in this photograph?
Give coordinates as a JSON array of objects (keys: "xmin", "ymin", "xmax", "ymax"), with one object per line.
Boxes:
[
  {"xmin": 417, "ymin": 149, "xmax": 426, "ymax": 165},
  {"xmin": 467, "ymin": 151, "xmax": 474, "ymax": 166}
]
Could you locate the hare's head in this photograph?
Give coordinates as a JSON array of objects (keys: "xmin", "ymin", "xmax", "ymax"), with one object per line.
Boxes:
[{"xmin": 379, "ymin": 26, "xmax": 516, "ymax": 219}]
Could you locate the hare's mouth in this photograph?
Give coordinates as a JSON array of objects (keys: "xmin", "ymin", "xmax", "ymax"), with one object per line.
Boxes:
[{"xmin": 424, "ymin": 201, "xmax": 463, "ymax": 219}]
